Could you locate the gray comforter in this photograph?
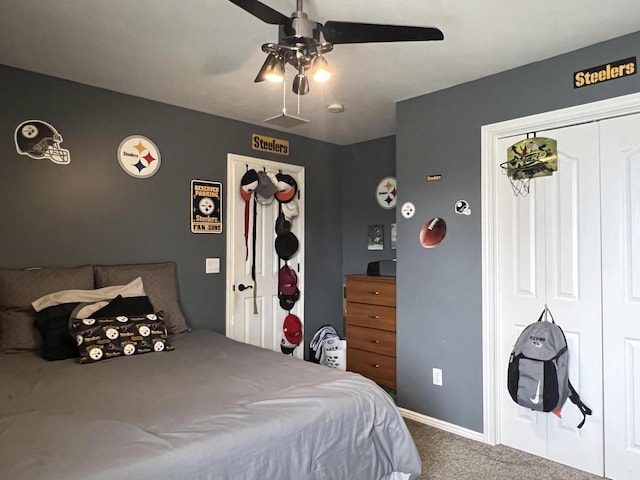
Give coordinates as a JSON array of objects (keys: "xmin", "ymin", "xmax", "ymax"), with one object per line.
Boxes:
[{"xmin": 0, "ymin": 330, "xmax": 421, "ymax": 479}]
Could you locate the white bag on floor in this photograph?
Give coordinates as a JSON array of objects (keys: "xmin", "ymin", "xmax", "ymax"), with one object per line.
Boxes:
[
  {"xmin": 311, "ymin": 326, "xmax": 346, "ymax": 370},
  {"xmin": 322, "ymin": 338, "xmax": 346, "ymax": 371}
]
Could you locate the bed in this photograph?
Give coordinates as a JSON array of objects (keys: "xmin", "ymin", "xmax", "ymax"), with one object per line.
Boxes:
[{"xmin": 0, "ymin": 263, "xmax": 421, "ymax": 479}]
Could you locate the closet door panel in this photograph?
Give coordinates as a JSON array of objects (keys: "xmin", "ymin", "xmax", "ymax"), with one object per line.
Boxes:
[
  {"xmin": 496, "ymin": 135, "xmax": 548, "ymax": 457},
  {"xmin": 601, "ymin": 113, "xmax": 640, "ymax": 480},
  {"xmin": 541, "ymin": 123, "xmax": 603, "ymax": 475}
]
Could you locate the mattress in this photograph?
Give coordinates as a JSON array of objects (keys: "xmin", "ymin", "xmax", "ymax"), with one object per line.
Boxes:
[{"xmin": 0, "ymin": 330, "xmax": 421, "ymax": 479}]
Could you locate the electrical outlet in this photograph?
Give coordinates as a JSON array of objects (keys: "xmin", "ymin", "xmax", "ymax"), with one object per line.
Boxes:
[{"xmin": 433, "ymin": 368, "xmax": 443, "ymax": 386}]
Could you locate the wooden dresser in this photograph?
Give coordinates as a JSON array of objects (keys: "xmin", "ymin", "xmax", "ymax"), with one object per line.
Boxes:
[{"xmin": 344, "ymin": 275, "xmax": 396, "ymax": 390}]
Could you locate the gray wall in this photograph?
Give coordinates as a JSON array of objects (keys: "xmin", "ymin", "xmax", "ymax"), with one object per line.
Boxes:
[
  {"xmin": 0, "ymin": 65, "xmax": 344, "ymax": 351},
  {"xmin": 337, "ymin": 135, "xmax": 396, "ymax": 338},
  {"xmin": 396, "ymin": 31, "xmax": 640, "ymax": 432},
  {"xmin": 342, "ymin": 135, "xmax": 396, "ymax": 275}
]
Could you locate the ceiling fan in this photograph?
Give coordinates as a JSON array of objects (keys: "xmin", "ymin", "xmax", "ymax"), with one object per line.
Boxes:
[{"xmin": 228, "ymin": 0, "xmax": 444, "ymax": 95}]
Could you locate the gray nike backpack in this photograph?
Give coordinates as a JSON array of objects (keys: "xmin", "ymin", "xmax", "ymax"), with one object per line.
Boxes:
[{"xmin": 507, "ymin": 306, "xmax": 592, "ymax": 429}]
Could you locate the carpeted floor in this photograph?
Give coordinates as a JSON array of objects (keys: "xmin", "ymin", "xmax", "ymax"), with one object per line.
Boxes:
[{"xmin": 404, "ymin": 418, "xmax": 608, "ymax": 480}]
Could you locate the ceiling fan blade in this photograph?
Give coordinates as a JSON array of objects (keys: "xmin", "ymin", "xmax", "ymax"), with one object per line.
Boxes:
[
  {"xmin": 323, "ymin": 21, "xmax": 444, "ymax": 44},
  {"xmin": 228, "ymin": 0, "xmax": 290, "ymax": 25}
]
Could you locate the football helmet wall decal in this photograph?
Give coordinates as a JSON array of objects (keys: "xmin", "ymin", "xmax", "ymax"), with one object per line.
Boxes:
[{"xmin": 14, "ymin": 120, "xmax": 71, "ymax": 164}]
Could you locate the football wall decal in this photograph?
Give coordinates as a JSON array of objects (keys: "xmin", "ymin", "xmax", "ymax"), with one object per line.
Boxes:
[{"xmin": 420, "ymin": 217, "xmax": 447, "ymax": 248}]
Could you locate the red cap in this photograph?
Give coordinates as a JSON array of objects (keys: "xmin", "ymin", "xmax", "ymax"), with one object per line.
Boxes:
[
  {"xmin": 278, "ymin": 265, "xmax": 298, "ymax": 295},
  {"xmin": 283, "ymin": 314, "xmax": 302, "ymax": 345}
]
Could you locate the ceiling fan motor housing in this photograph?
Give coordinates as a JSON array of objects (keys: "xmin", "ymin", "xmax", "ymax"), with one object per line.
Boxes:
[{"xmin": 279, "ymin": 11, "xmax": 322, "ymax": 45}]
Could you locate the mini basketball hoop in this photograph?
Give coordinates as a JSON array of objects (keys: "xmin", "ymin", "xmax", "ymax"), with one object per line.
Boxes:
[{"xmin": 500, "ymin": 136, "xmax": 557, "ymax": 197}]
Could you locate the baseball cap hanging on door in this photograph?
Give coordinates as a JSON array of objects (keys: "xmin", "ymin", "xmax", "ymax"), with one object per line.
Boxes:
[
  {"xmin": 275, "ymin": 173, "xmax": 298, "ymax": 203},
  {"xmin": 278, "ymin": 264, "xmax": 300, "ymax": 311},
  {"xmin": 239, "ymin": 168, "xmax": 260, "ymax": 315},
  {"xmin": 275, "ymin": 231, "xmax": 298, "ymax": 260},
  {"xmin": 240, "ymin": 169, "xmax": 258, "ymax": 260},
  {"xmin": 256, "ymin": 171, "xmax": 278, "ymax": 205},
  {"xmin": 280, "ymin": 312, "xmax": 302, "ymax": 354}
]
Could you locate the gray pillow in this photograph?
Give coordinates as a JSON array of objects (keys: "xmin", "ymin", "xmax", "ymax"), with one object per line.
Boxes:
[
  {"xmin": 94, "ymin": 262, "xmax": 190, "ymax": 334},
  {"xmin": 0, "ymin": 308, "xmax": 42, "ymax": 352},
  {"xmin": 0, "ymin": 265, "xmax": 94, "ymax": 352}
]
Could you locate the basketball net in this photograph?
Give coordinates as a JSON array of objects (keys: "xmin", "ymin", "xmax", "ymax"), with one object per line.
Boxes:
[{"xmin": 500, "ymin": 165, "xmax": 532, "ymax": 197}]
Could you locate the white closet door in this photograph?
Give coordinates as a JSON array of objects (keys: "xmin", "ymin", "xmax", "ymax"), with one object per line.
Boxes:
[
  {"xmin": 601, "ymin": 113, "xmax": 640, "ymax": 480},
  {"xmin": 226, "ymin": 154, "xmax": 305, "ymax": 357},
  {"xmin": 497, "ymin": 123, "xmax": 603, "ymax": 475},
  {"xmin": 497, "ymin": 133, "xmax": 548, "ymax": 457},
  {"xmin": 541, "ymin": 123, "xmax": 603, "ymax": 475}
]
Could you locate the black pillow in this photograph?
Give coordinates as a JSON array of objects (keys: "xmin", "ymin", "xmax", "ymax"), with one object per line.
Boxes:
[
  {"xmin": 34, "ymin": 302, "xmax": 81, "ymax": 361},
  {"xmin": 92, "ymin": 295, "xmax": 154, "ymax": 318}
]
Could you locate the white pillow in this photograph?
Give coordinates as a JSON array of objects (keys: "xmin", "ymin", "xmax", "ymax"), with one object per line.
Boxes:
[{"xmin": 31, "ymin": 277, "xmax": 146, "ymax": 312}]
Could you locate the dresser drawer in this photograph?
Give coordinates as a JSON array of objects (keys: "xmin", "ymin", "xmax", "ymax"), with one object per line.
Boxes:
[
  {"xmin": 345, "ymin": 302, "xmax": 395, "ymax": 332},
  {"xmin": 345, "ymin": 276, "xmax": 396, "ymax": 306},
  {"xmin": 347, "ymin": 347, "xmax": 396, "ymax": 390},
  {"xmin": 347, "ymin": 325, "xmax": 396, "ymax": 357}
]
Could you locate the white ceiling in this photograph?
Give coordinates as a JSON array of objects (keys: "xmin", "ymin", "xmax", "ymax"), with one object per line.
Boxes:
[{"xmin": 1, "ymin": 0, "xmax": 639, "ymax": 145}]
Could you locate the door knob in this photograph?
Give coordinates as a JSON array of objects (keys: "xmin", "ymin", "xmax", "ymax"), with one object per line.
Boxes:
[{"xmin": 238, "ymin": 283, "xmax": 253, "ymax": 292}]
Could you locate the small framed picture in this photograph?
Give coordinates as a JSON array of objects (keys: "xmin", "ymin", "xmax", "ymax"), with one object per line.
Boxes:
[
  {"xmin": 368, "ymin": 224, "xmax": 384, "ymax": 250},
  {"xmin": 391, "ymin": 223, "xmax": 397, "ymax": 250}
]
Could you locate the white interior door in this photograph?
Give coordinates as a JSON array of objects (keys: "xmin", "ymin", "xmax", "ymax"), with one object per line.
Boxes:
[
  {"xmin": 225, "ymin": 154, "xmax": 305, "ymax": 358},
  {"xmin": 496, "ymin": 133, "xmax": 548, "ymax": 458},
  {"xmin": 497, "ymin": 123, "xmax": 604, "ymax": 475},
  {"xmin": 601, "ymin": 113, "xmax": 640, "ymax": 480},
  {"xmin": 541, "ymin": 123, "xmax": 603, "ymax": 473}
]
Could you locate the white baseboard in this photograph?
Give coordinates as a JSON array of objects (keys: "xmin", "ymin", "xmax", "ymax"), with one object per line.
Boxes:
[{"xmin": 399, "ymin": 407, "xmax": 488, "ymax": 444}]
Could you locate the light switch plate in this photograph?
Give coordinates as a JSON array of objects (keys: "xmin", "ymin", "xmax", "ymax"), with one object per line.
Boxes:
[
  {"xmin": 205, "ymin": 258, "xmax": 220, "ymax": 274},
  {"xmin": 433, "ymin": 368, "xmax": 443, "ymax": 386}
]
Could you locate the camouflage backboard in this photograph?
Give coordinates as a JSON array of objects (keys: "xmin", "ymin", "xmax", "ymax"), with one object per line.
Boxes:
[{"xmin": 502, "ymin": 137, "xmax": 557, "ymax": 180}]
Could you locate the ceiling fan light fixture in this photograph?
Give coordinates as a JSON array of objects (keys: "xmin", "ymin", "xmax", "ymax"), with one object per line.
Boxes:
[
  {"xmin": 255, "ymin": 53, "xmax": 285, "ymax": 83},
  {"xmin": 292, "ymin": 72, "xmax": 309, "ymax": 95},
  {"xmin": 311, "ymin": 55, "xmax": 331, "ymax": 82}
]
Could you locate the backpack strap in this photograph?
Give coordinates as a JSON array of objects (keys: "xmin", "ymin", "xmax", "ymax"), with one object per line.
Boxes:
[
  {"xmin": 537, "ymin": 305, "xmax": 557, "ymax": 324},
  {"xmin": 568, "ymin": 380, "xmax": 592, "ymax": 429}
]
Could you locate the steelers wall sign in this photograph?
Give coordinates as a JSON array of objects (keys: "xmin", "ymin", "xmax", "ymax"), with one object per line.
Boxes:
[
  {"xmin": 191, "ymin": 180, "xmax": 222, "ymax": 233},
  {"xmin": 117, "ymin": 135, "xmax": 161, "ymax": 178}
]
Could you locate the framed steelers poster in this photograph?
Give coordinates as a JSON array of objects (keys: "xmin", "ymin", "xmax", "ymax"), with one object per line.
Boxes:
[{"xmin": 191, "ymin": 180, "xmax": 222, "ymax": 233}]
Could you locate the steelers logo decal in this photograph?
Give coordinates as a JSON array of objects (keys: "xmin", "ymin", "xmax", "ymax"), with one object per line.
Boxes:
[
  {"xmin": 117, "ymin": 135, "xmax": 161, "ymax": 179},
  {"xmin": 154, "ymin": 340, "xmax": 165, "ymax": 352},
  {"xmin": 83, "ymin": 318, "xmax": 96, "ymax": 326},
  {"xmin": 401, "ymin": 202, "xmax": 416, "ymax": 219},
  {"xmin": 123, "ymin": 343, "xmax": 136, "ymax": 355},
  {"xmin": 146, "ymin": 314, "xmax": 157, "ymax": 321},
  {"xmin": 376, "ymin": 176, "xmax": 397, "ymax": 210},
  {"xmin": 138, "ymin": 325, "xmax": 151, "ymax": 337},
  {"xmin": 116, "ymin": 316, "xmax": 128, "ymax": 322}
]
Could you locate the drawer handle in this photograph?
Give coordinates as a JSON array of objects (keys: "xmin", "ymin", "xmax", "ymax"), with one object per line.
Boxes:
[
  {"xmin": 373, "ymin": 364, "xmax": 380, "ymax": 368},
  {"xmin": 370, "ymin": 340, "xmax": 380, "ymax": 344},
  {"xmin": 368, "ymin": 291, "xmax": 380, "ymax": 295},
  {"xmin": 368, "ymin": 315, "xmax": 380, "ymax": 319}
]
